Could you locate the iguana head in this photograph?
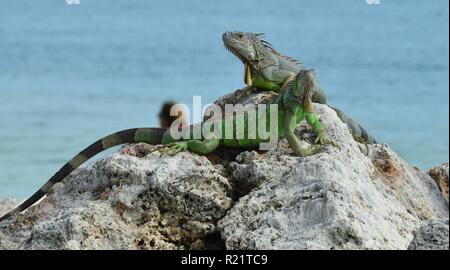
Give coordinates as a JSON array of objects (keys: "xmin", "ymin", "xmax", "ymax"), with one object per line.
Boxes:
[
  {"xmin": 222, "ymin": 31, "xmax": 266, "ymax": 63},
  {"xmin": 223, "ymin": 31, "xmax": 302, "ymax": 85},
  {"xmin": 297, "ymin": 68, "xmax": 316, "ymax": 83},
  {"xmin": 222, "ymin": 31, "xmax": 277, "ymax": 85}
]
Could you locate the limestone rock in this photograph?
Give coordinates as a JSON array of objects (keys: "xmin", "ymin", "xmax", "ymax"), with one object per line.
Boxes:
[
  {"xmin": 0, "ymin": 149, "xmax": 232, "ymax": 250},
  {"xmin": 408, "ymin": 219, "xmax": 449, "ymax": 250},
  {"xmin": 427, "ymin": 163, "xmax": 449, "ymax": 202},
  {"xmin": 218, "ymin": 104, "xmax": 448, "ymax": 250},
  {"xmin": 0, "ymin": 198, "xmax": 19, "ymax": 217}
]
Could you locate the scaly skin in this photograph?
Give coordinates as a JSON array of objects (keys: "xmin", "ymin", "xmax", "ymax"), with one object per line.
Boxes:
[
  {"xmin": 222, "ymin": 31, "xmax": 376, "ymax": 144},
  {"xmin": 160, "ymin": 69, "xmax": 329, "ymax": 156},
  {"xmin": 0, "ymin": 69, "xmax": 329, "ymax": 223},
  {"xmin": 0, "ymin": 128, "xmax": 166, "ymax": 222}
]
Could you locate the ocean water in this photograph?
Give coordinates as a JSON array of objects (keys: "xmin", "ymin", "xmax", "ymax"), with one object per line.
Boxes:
[{"xmin": 0, "ymin": 0, "xmax": 448, "ymax": 199}]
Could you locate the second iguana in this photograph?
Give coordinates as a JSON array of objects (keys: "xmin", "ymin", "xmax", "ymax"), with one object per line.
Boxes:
[{"xmin": 222, "ymin": 31, "xmax": 376, "ymax": 144}]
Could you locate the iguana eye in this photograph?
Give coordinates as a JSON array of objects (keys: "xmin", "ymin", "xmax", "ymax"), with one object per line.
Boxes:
[{"xmin": 238, "ymin": 33, "xmax": 244, "ymax": 38}]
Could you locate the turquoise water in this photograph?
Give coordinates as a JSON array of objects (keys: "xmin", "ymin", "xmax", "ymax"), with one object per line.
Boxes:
[{"xmin": 0, "ymin": 0, "xmax": 448, "ymax": 199}]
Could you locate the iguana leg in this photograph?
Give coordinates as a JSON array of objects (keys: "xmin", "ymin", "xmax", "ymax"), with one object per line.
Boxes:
[
  {"xmin": 305, "ymin": 112, "xmax": 329, "ymax": 145},
  {"xmin": 235, "ymin": 86, "xmax": 278, "ymax": 103},
  {"xmin": 235, "ymin": 86, "xmax": 258, "ymax": 100},
  {"xmin": 160, "ymin": 142, "xmax": 188, "ymax": 155},
  {"xmin": 161, "ymin": 138, "xmax": 220, "ymax": 155},
  {"xmin": 258, "ymin": 91, "xmax": 279, "ymax": 104},
  {"xmin": 305, "ymin": 111, "xmax": 340, "ymax": 149},
  {"xmin": 160, "ymin": 128, "xmax": 221, "ymax": 155},
  {"xmin": 285, "ymin": 112, "xmax": 321, "ymax": 157},
  {"xmin": 186, "ymin": 138, "xmax": 220, "ymax": 154},
  {"xmin": 259, "ymin": 73, "xmax": 296, "ymax": 103}
]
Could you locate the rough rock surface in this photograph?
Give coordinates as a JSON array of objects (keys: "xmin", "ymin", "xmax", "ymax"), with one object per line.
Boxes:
[
  {"xmin": 427, "ymin": 163, "xmax": 449, "ymax": 202},
  {"xmin": 0, "ymin": 91, "xmax": 448, "ymax": 250},
  {"xmin": 408, "ymin": 219, "xmax": 449, "ymax": 250},
  {"xmin": 0, "ymin": 198, "xmax": 19, "ymax": 217},
  {"xmin": 0, "ymin": 150, "xmax": 232, "ymax": 250},
  {"xmin": 218, "ymin": 104, "xmax": 448, "ymax": 250}
]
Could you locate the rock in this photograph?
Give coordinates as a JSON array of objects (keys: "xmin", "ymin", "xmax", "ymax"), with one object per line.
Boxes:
[
  {"xmin": 427, "ymin": 163, "xmax": 449, "ymax": 202},
  {"xmin": 0, "ymin": 91, "xmax": 448, "ymax": 250},
  {"xmin": 0, "ymin": 149, "xmax": 232, "ymax": 250},
  {"xmin": 217, "ymin": 104, "xmax": 448, "ymax": 250},
  {"xmin": 0, "ymin": 198, "xmax": 19, "ymax": 217},
  {"xmin": 203, "ymin": 86, "xmax": 276, "ymax": 122},
  {"xmin": 408, "ymin": 219, "xmax": 449, "ymax": 250}
]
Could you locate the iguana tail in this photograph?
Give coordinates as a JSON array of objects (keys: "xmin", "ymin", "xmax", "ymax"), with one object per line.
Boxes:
[
  {"xmin": 310, "ymin": 86, "xmax": 376, "ymax": 144},
  {"xmin": 0, "ymin": 128, "xmax": 166, "ymax": 223},
  {"xmin": 331, "ymin": 107, "xmax": 377, "ymax": 144}
]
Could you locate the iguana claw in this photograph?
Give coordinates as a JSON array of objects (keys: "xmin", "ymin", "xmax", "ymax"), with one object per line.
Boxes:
[
  {"xmin": 295, "ymin": 145, "xmax": 322, "ymax": 157},
  {"xmin": 314, "ymin": 131, "xmax": 328, "ymax": 145},
  {"xmin": 259, "ymin": 92, "xmax": 278, "ymax": 104},
  {"xmin": 235, "ymin": 86, "xmax": 257, "ymax": 100},
  {"xmin": 314, "ymin": 132, "xmax": 340, "ymax": 150},
  {"xmin": 160, "ymin": 142, "xmax": 188, "ymax": 155},
  {"xmin": 328, "ymin": 141, "xmax": 341, "ymax": 150}
]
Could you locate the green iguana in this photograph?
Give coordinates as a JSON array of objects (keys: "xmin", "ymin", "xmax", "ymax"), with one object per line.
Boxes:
[
  {"xmin": 222, "ymin": 31, "xmax": 376, "ymax": 144},
  {"xmin": 0, "ymin": 69, "xmax": 330, "ymax": 223}
]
